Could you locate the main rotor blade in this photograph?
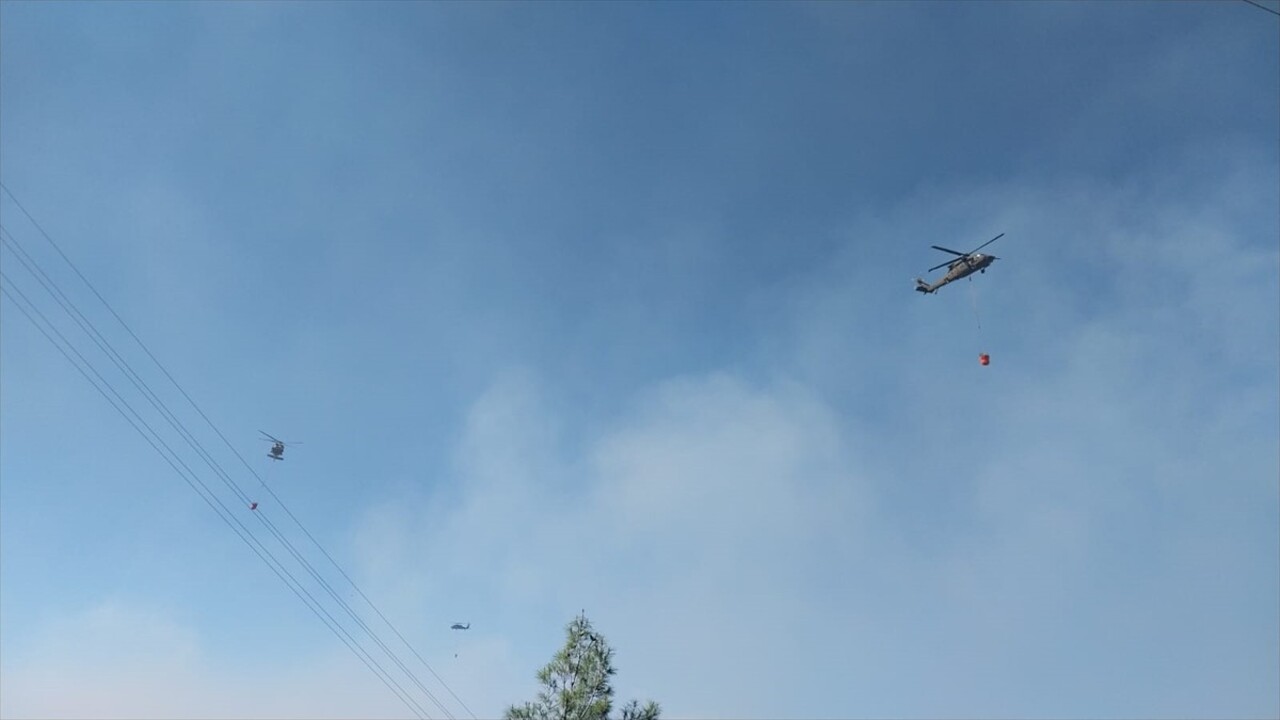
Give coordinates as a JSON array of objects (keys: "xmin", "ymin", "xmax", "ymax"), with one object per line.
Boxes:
[
  {"xmin": 927, "ymin": 259, "xmax": 957, "ymax": 272},
  {"xmin": 970, "ymin": 232, "xmax": 1005, "ymax": 253},
  {"xmin": 259, "ymin": 430, "xmax": 280, "ymax": 442},
  {"xmin": 931, "ymin": 245, "xmax": 966, "ymax": 256}
]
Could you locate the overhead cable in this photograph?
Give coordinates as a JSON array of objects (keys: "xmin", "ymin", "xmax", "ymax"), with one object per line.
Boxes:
[{"xmin": 2, "ymin": 181, "xmax": 475, "ymax": 719}]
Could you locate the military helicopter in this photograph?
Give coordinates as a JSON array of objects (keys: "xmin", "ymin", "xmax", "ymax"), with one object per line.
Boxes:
[
  {"xmin": 260, "ymin": 430, "xmax": 301, "ymax": 461},
  {"xmin": 915, "ymin": 233, "xmax": 1004, "ymax": 294},
  {"xmin": 450, "ymin": 622, "xmax": 471, "ymax": 630}
]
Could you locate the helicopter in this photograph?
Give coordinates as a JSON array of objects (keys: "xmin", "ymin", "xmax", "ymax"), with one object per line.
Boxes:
[
  {"xmin": 260, "ymin": 430, "xmax": 301, "ymax": 461},
  {"xmin": 450, "ymin": 622, "xmax": 471, "ymax": 657},
  {"xmin": 915, "ymin": 233, "xmax": 1004, "ymax": 294}
]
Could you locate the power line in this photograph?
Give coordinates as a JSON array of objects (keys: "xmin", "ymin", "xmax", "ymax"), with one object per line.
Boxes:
[
  {"xmin": 2, "ymin": 227, "xmax": 251, "ymax": 508},
  {"xmin": 0, "ymin": 275, "xmax": 432, "ymax": 719},
  {"xmin": 2, "ymin": 223, "xmax": 458, "ymax": 718},
  {"xmin": 1241, "ymin": 0, "xmax": 1280, "ymax": 18},
  {"xmin": 0, "ymin": 265, "xmax": 436, "ymax": 720},
  {"xmin": 1, "ymin": 184, "xmax": 475, "ymax": 718},
  {"xmin": 0, "ymin": 268, "xmax": 434, "ymax": 719},
  {"xmin": 2, "ymin": 182, "xmax": 474, "ymax": 719}
]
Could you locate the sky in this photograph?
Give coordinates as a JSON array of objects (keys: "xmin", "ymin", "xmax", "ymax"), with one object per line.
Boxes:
[{"xmin": 1, "ymin": 1, "xmax": 1277, "ymax": 718}]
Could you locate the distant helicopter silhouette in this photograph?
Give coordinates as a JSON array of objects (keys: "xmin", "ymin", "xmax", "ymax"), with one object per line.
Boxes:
[
  {"xmin": 260, "ymin": 430, "xmax": 302, "ymax": 461},
  {"xmin": 450, "ymin": 622, "xmax": 471, "ymax": 657}
]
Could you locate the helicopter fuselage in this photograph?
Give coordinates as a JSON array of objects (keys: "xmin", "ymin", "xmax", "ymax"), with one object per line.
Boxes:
[
  {"xmin": 917, "ymin": 253, "xmax": 996, "ymax": 293},
  {"xmin": 941, "ymin": 253, "xmax": 995, "ymax": 283},
  {"xmin": 260, "ymin": 431, "xmax": 298, "ymax": 461}
]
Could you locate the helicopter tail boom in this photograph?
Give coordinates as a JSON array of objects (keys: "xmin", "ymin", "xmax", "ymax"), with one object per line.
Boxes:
[{"xmin": 915, "ymin": 278, "xmax": 936, "ymax": 294}]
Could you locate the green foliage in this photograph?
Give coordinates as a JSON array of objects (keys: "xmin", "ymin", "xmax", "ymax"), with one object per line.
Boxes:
[
  {"xmin": 618, "ymin": 699, "xmax": 661, "ymax": 720},
  {"xmin": 505, "ymin": 613, "xmax": 661, "ymax": 720}
]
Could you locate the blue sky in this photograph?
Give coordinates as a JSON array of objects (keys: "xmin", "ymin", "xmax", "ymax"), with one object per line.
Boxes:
[{"xmin": 1, "ymin": 2, "xmax": 1277, "ymax": 718}]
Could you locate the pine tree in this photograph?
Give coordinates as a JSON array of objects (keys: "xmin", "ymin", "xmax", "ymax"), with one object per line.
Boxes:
[{"xmin": 506, "ymin": 613, "xmax": 661, "ymax": 720}]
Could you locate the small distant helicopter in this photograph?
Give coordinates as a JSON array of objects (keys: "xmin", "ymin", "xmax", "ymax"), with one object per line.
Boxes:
[
  {"xmin": 450, "ymin": 622, "xmax": 471, "ymax": 657},
  {"xmin": 915, "ymin": 233, "xmax": 1004, "ymax": 294},
  {"xmin": 260, "ymin": 430, "xmax": 301, "ymax": 461}
]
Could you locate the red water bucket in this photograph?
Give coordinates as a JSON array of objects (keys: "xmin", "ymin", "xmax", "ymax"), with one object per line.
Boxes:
[{"xmin": 979, "ymin": 353, "xmax": 990, "ymax": 366}]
